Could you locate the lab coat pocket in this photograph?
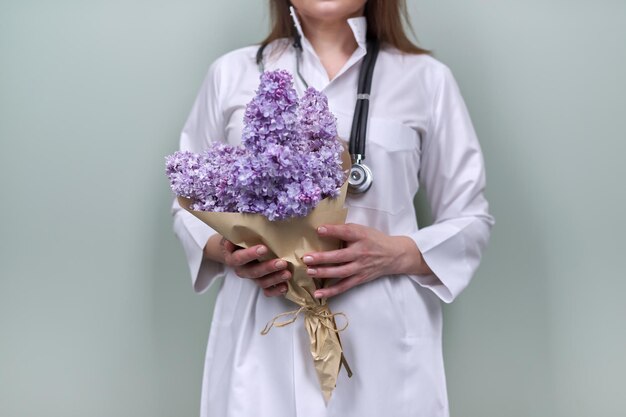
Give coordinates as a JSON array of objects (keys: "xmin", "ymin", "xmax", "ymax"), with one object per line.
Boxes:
[
  {"xmin": 398, "ymin": 275, "xmax": 441, "ymax": 340},
  {"xmin": 344, "ymin": 118, "xmax": 421, "ymax": 215},
  {"xmin": 401, "ymin": 335, "xmax": 449, "ymax": 416},
  {"xmin": 397, "ymin": 277, "xmax": 448, "ymax": 415}
]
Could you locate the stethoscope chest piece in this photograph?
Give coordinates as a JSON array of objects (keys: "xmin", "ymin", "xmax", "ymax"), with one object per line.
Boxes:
[{"xmin": 348, "ymin": 161, "xmax": 373, "ymax": 194}]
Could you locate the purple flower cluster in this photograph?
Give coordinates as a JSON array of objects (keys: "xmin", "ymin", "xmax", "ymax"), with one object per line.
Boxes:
[{"xmin": 166, "ymin": 70, "xmax": 346, "ymax": 221}]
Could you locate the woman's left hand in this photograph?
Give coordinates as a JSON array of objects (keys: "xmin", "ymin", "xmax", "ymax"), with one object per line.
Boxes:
[{"xmin": 302, "ymin": 223, "xmax": 432, "ymax": 299}]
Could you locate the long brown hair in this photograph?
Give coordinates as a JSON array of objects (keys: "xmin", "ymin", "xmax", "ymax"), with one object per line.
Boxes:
[{"xmin": 259, "ymin": 0, "xmax": 431, "ymax": 55}]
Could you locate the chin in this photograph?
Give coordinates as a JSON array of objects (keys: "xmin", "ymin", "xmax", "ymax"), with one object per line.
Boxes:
[{"xmin": 292, "ymin": 0, "xmax": 367, "ymax": 22}]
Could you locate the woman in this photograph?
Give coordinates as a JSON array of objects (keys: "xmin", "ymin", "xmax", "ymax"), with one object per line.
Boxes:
[{"xmin": 172, "ymin": 1, "xmax": 495, "ymax": 416}]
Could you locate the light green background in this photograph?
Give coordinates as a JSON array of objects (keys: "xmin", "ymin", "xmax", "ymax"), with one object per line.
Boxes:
[{"xmin": 1, "ymin": 1, "xmax": 624, "ymax": 416}]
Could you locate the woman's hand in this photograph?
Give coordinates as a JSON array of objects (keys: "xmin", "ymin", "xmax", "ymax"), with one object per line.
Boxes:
[
  {"xmin": 302, "ymin": 224, "xmax": 433, "ymax": 299},
  {"xmin": 204, "ymin": 235, "xmax": 291, "ymax": 297}
]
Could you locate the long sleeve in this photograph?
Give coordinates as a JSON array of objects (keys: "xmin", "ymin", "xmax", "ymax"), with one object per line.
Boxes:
[
  {"xmin": 407, "ymin": 64, "xmax": 495, "ymax": 303},
  {"xmin": 171, "ymin": 61, "xmax": 226, "ymax": 294}
]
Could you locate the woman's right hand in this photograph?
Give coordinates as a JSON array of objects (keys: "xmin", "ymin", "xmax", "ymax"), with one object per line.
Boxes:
[{"xmin": 208, "ymin": 236, "xmax": 291, "ymax": 297}]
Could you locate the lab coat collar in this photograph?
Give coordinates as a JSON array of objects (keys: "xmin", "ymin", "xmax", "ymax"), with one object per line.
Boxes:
[{"xmin": 289, "ymin": 6, "xmax": 368, "ymax": 51}]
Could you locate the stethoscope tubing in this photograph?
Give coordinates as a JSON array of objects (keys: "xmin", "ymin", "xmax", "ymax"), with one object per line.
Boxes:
[
  {"xmin": 349, "ymin": 38, "xmax": 380, "ymax": 163},
  {"xmin": 256, "ymin": 35, "xmax": 379, "ymax": 159},
  {"xmin": 255, "ymin": 34, "xmax": 380, "ymax": 193}
]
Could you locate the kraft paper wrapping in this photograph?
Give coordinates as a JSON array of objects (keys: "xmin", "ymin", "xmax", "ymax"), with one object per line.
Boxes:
[{"xmin": 177, "ymin": 152, "xmax": 353, "ymax": 404}]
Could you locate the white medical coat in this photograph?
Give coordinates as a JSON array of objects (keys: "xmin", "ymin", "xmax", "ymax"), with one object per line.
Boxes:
[{"xmin": 171, "ymin": 13, "xmax": 495, "ymax": 417}]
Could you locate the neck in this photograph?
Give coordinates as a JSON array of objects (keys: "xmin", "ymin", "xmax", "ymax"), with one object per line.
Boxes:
[{"xmin": 297, "ymin": 12, "xmax": 361, "ymax": 58}]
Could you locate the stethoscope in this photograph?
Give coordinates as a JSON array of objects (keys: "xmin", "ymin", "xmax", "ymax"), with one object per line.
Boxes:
[{"xmin": 255, "ymin": 32, "xmax": 380, "ymax": 194}]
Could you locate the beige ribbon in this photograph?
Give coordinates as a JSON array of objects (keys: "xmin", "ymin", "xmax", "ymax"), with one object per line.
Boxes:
[
  {"xmin": 260, "ymin": 304, "xmax": 349, "ymax": 336},
  {"xmin": 261, "ymin": 303, "xmax": 354, "ymax": 379}
]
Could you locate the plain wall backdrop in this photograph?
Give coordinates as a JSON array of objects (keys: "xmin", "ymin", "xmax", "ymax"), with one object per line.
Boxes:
[{"xmin": 1, "ymin": 1, "xmax": 624, "ymax": 416}]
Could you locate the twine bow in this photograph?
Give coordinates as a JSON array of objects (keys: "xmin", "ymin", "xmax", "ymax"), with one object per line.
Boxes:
[{"xmin": 260, "ymin": 304, "xmax": 349, "ymax": 335}]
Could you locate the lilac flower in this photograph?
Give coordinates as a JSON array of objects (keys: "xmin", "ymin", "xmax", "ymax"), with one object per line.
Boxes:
[
  {"xmin": 165, "ymin": 69, "xmax": 346, "ymax": 221},
  {"xmin": 298, "ymin": 87, "xmax": 338, "ymax": 150},
  {"xmin": 242, "ymin": 70, "xmax": 300, "ymax": 154}
]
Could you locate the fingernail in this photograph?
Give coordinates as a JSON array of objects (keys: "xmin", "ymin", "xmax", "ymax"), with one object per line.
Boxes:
[
  {"xmin": 275, "ymin": 260, "xmax": 287, "ymax": 269},
  {"xmin": 307, "ymin": 268, "xmax": 317, "ymax": 276},
  {"xmin": 302, "ymin": 255, "xmax": 313, "ymax": 264},
  {"xmin": 256, "ymin": 246, "xmax": 267, "ymax": 255},
  {"xmin": 317, "ymin": 226, "xmax": 327, "ymax": 234},
  {"xmin": 314, "ymin": 291, "xmax": 323, "ymax": 298},
  {"xmin": 280, "ymin": 286, "xmax": 287, "ymax": 294},
  {"xmin": 282, "ymin": 272, "xmax": 290, "ymax": 280}
]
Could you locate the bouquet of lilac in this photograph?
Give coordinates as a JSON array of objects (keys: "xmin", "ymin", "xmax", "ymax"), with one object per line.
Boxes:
[
  {"xmin": 166, "ymin": 70, "xmax": 352, "ymax": 404},
  {"xmin": 165, "ymin": 70, "xmax": 345, "ymax": 220}
]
